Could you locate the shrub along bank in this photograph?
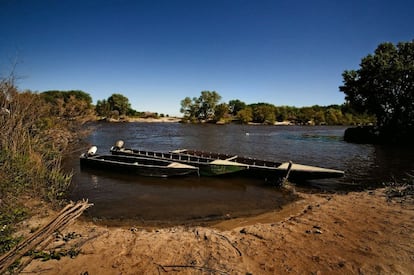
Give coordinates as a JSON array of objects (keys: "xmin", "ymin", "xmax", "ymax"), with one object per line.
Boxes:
[{"xmin": 0, "ymin": 78, "xmax": 94, "ymax": 255}]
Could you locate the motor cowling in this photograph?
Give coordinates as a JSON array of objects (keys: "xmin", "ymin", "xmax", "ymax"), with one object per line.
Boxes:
[
  {"xmin": 87, "ymin": 146, "xmax": 97, "ymax": 156},
  {"xmin": 114, "ymin": 140, "xmax": 124, "ymax": 149}
]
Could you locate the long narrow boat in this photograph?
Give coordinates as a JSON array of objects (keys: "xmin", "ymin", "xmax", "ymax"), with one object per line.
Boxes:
[
  {"xmin": 80, "ymin": 146, "xmax": 199, "ymax": 178},
  {"xmin": 110, "ymin": 144, "xmax": 248, "ymax": 177},
  {"xmin": 171, "ymin": 149, "xmax": 345, "ymax": 181}
]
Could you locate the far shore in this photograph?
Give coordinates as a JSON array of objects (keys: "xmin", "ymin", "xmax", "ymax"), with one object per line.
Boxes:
[
  {"xmin": 100, "ymin": 116, "xmax": 182, "ymax": 123},
  {"xmin": 99, "ymin": 117, "xmax": 304, "ymax": 126},
  {"xmin": 126, "ymin": 117, "xmax": 182, "ymax": 123}
]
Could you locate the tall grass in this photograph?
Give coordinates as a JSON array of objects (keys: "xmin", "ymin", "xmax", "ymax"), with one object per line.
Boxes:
[
  {"xmin": 0, "ymin": 83, "xmax": 71, "ymax": 198},
  {"xmin": 0, "ymin": 76, "xmax": 81, "ymax": 254}
]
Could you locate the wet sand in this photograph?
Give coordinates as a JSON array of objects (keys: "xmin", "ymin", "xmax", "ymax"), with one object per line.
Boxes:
[{"xmin": 17, "ymin": 188, "xmax": 414, "ymax": 274}]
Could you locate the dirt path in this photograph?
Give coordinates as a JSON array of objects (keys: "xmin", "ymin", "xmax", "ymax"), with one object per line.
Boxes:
[{"xmin": 18, "ymin": 189, "xmax": 414, "ymax": 274}]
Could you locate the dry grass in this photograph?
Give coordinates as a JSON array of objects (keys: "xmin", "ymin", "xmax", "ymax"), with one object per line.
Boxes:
[{"xmin": 0, "ymin": 75, "xmax": 91, "ymax": 259}]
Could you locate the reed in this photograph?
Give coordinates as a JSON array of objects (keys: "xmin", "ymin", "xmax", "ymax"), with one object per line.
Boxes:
[{"xmin": 0, "ymin": 75, "xmax": 80, "ymax": 255}]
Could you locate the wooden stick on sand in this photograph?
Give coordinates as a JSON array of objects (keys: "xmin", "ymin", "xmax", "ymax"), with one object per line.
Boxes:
[{"xmin": 0, "ymin": 200, "xmax": 93, "ymax": 274}]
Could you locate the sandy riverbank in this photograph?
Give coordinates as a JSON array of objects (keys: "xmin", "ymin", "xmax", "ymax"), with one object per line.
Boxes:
[
  {"xmin": 103, "ymin": 117, "xmax": 182, "ymax": 123},
  {"xmin": 15, "ymin": 188, "xmax": 414, "ymax": 274},
  {"xmin": 127, "ymin": 117, "xmax": 182, "ymax": 123}
]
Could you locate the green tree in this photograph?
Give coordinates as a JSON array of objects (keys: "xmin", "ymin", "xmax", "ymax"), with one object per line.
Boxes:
[
  {"xmin": 340, "ymin": 40, "xmax": 414, "ymax": 141},
  {"xmin": 250, "ymin": 103, "xmax": 276, "ymax": 124},
  {"xmin": 180, "ymin": 96, "xmax": 199, "ymax": 121},
  {"xmin": 107, "ymin": 93, "xmax": 131, "ymax": 116},
  {"xmin": 198, "ymin": 90, "xmax": 221, "ymax": 120},
  {"xmin": 275, "ymin": 106, "xmax": 299, "ymax": 122},
  {"xmin": 296, "ymin": 107, "xmax": 315, "ymax": 124},
  {"xmin": 228, "ymin": 99, "xmax": 246, "ymax": 116},
  {"xmin": 96, "ymin": 93, "xmax": 137, "ymax": 118},
  {"xmin": 96, "ymin": 99, "xmax": 111, "ymax": 117},
  {"xmin": 180, "ymin": 91, "xmax": 222, "ymax": 121},
  {"xmin": 214, "ymin": 103, "xmax": 230, "ymax": 121},
  {"xmin": 237, "ymin": 107, "xmax": 253, "ymax": 124}
]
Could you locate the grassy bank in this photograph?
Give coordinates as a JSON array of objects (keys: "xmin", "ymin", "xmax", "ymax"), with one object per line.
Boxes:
[{"xmin": 0, "ymin": 78, "xmax": 91, "ymax": 256}]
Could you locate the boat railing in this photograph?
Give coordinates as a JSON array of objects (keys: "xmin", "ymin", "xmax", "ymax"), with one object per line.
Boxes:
[{"xmin": 119, "ymin": 148, "xmax": 222, "ymax": 165}]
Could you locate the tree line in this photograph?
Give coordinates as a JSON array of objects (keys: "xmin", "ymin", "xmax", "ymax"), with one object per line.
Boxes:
[
  {"xmin": 180, "ymin": 91, "xmax": 375, "ymax": 125},
  {"xmin": 12, "ymin": 89, "xmax": 377, "ymax": 126}
]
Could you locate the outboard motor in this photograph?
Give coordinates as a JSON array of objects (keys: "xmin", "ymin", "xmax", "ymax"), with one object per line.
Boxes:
[
  {"xmin": 87, "ymin": 146, "xmax": 97, "ymax": 156},
  {"xmin": 114, "ymin": 140, "xmax": 124, "ymax": 150}
]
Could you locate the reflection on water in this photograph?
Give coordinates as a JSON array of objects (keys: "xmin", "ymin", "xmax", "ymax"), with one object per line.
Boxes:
[
  {"xmin": 67, "ymin": 123, "xmax": 414, "ymax": 225},
  {"xmin": 77, "ymin": 168, "xmax": 292, "ymax": 225}
]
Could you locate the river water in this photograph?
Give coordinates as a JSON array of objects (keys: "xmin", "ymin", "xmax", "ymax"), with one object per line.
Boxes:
[{"xmin": 66, "ymin": 123, "xmax": 414, "ymax": 226}]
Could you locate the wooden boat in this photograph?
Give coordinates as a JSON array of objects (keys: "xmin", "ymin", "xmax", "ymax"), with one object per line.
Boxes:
[
  {"xmin": 110, "ymin": 143, "xmax": 248, "ymax": 177},
  {"xmin": 171, "ymin": 149, "xmax": 345, "ymax": 181},
  {"xmin": 80, "ymin": 146, "xmax": 199, "ymax": 178}
]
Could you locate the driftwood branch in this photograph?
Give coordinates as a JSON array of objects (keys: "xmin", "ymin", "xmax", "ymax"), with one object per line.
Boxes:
[
  {"xmin": 155, "ymin": 263, "xmax": 230, "ymax": 275},
  {"xmin": 0, "ymin": 200, "xmax": 93, "ymax": 274},
  {"xmin": 213, "ymin": 232, "xmax": 242, "ymax": 256}
]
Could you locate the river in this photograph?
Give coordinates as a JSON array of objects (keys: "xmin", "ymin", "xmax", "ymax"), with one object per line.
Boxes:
[{"xmin": 66, "ymin": 123, "xmax": 414, "ymax": 226}]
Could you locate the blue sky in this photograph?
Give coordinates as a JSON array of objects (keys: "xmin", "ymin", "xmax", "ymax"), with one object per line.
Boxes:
[{"xmin": 1, "ymin": 0, "xmax": 413, "ymax": 116}]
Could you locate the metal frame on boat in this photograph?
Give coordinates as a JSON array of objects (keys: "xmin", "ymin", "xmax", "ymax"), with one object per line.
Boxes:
[{"xmin": 110, "ymin": 146, "xmax": 248, "ymax": 177}]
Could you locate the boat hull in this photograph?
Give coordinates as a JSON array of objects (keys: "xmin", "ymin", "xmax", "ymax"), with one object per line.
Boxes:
[
  {"xmin": 276, "ymin": 163, "xmax": 344, "ymax": 181},
  {"xmin": 174, "ymin": 149, "xmax": 345, "ymax": 181},
  {"xmin": 80, "ymin": 154, "xmax": 198, "ymax": 178}
]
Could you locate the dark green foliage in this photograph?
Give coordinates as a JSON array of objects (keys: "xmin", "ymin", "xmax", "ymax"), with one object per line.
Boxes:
[
  {"xmin": 237, "ymin": 107, "xmax": 253, "ymax": 124},
  {"xmin": 23, "ymin": 231, "xmax": 82, "ymax": 262},
  {"xmin": 126, "ymin": 107, "xmax": 139, "ymax": 116},
  {"xmin": 214, "ymin": 103, "xmax": 230, "ymax": 122},
  {"xmin": 107, "ymin": 93, "xmax": 131, "ymax": 116},
  {"xmin": 343, "ymin": 126, "xmax": 379, "ymax": 143},
  {"xmin": 26, "ymin": 247, "xmax": 80, "ymax": 261},
  {"xmin": 180, "ymin": 96, "xmax": 199, "ymax": 122},
  {"xmin": 95, "ymin": 99, "xmax": 110, "ymax": 117},
  {"xmin": 198, "ymin": 91, "xmax": 222, "ymax": 120},
  {"xmin": 41, "ymin": 90, "xmax": 92, "ymax": 105},
  {"xmin": 340, "ymin": 40, "xmax": 414, "ymax": 142},
  {"xmin": 180, "ymin": 91, "xmax": 222, "ymax": 121},
  {"xmin": 228, "ymin": 99, "xmax": 246, "ymax": 115},
  {"xmin": 96, "ymin": 93, "xmax": 137, "ymax": 118},
  {"xmin": 249, "ymin": 103, "xmax": 276, "ymax": 124}
]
